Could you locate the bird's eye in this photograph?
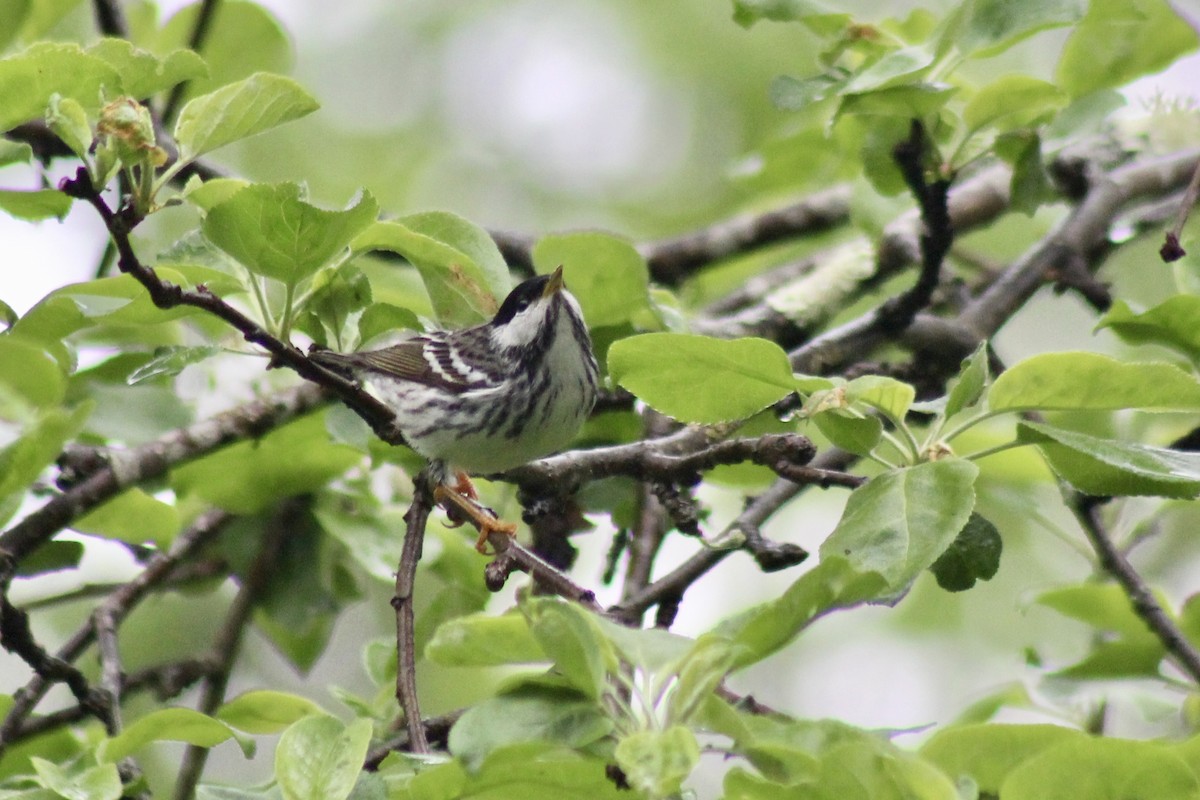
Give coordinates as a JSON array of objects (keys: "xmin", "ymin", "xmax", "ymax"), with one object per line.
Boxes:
[{"xmin": 514, "ymin": 299, "xmax": 531, "ymax": 313}]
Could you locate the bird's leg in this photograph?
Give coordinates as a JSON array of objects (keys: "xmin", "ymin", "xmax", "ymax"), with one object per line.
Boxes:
[{"xmin": 433, "ymin": 472, "xmax": 517, "ymax": 554}]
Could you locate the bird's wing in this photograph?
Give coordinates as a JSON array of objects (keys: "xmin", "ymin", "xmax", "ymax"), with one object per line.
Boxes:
[{"xmin": 315, "ymin": 334, "xmax": 497, "ymax": 394}]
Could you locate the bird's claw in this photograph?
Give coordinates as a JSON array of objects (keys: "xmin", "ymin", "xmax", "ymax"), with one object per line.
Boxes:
[{"xmin": 433, "ymin": 484, "xmax": 517, "ymax": 554}]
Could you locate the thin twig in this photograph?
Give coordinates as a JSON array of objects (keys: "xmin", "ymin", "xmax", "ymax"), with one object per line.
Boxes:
[
  {"xmin": 160, "ymin": 0, "xmax": 223, "ymax": 126},
  {"xmin": 612, "ymin": 449, "xmax": 856, "ymax": 619},
  {"xmin": 0, "ymin": 511, "xmax": 231, "ymax": 757},
  {"xmin": 91, "ymin": 0, "xmax": 128, "ymax": 37},
  {"xmin": 174, "ymin": 503, "xmax": 294, "ymax": 800},
  {"xmin": 394, "ymin": 473, "xmax": 434, "ymax": 754},
  {"xmin": 483, "ymin": 534, "xmax": 604, "ymax": 613},
  {"xmin": 1160, "ymin": 157, "xmax": 1200, "ymax": 261},
  {"xmin": 1071, "ymin": 494, "xmax": 1200, "ymax": 685},
  {"xmin": 8, "ymin": 659, "xmax": 218, "ymax": 744}
]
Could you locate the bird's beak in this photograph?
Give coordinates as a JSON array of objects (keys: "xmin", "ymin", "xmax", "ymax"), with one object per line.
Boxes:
[{"xmin": 543, "ymin": 265, "xmax": 565, "ymax": 298}]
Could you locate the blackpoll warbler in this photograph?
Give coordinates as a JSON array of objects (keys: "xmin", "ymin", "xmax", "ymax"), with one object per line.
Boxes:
[{"xmin": 311, "ymin": 266, "xmax": 598, "ymax": 550}]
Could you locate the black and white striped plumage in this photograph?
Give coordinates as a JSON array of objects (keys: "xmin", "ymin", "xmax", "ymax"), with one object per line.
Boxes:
[{"xmin": 312, "ymin": 266, "xmax": 598, "ymax": 486}]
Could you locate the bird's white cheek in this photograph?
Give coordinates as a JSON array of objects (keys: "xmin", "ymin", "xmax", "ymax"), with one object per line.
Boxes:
[{"xmin": 490, "ymin": 309, "xmax": 542, "ymax": 349}]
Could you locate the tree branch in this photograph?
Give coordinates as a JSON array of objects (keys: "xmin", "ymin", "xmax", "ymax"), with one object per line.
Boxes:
[
  {"xmin": 611, "ymin": 449, "xmax": 857, "ymax": 619},
  {"xmin": 175, "ymin": 503, "xmax": 293, "ymax": 799},
  {"xmin": 1071, "ymin": 494, "xmax": 1200, "ymax": 686},
  {"xmin": 0, "ymin": 386, "xmax": 324, "ymax": 579},
  {"xmin": 91, "ymin": 0, "xmax": 128, "ymax": 37},
  {"xmin": 0, "ymin": 510, "xmax": 231, "ymax": 757},
  {"xmin": 394, "ymin": 473, "xmax": 434, "ymax": 754},
  {"xmin": 160, "ymin": 0, "xmax": 223, "ymax": 125},
  {"xmin": 507, "ymin": 430, "xmax": 822, "ymax": 494}
]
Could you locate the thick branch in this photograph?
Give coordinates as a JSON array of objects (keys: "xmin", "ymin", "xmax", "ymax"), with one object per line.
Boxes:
[
  {"xmin": 786, "ymin": 148, "xmax": 1200, "ymax": 378},
  {"xmin": 508, "ymin": 430, "xmax": 826, "ymax": 494},
  {"xmin": 638, "ymin": 185, "xmax": 854, "ymax": 285},
  {"xmin": 0, "ymin": 386, "xmax": 323, "ymax": 576}
]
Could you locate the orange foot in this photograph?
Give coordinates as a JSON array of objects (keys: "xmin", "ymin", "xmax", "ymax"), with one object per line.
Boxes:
[{"xmin": 433, "ymin": 478, "xmax": 517, "ymax": 554}]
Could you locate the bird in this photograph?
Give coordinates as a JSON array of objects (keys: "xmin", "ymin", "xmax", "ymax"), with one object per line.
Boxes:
[{"xmin": 309, "ymin": 265, "xmax": 598, "ymax": 552}]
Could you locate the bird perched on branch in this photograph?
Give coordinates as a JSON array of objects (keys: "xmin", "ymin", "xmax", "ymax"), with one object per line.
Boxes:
[{"xmin": 310, "ymin": 265, "xmax": 598, "ymax": 551}]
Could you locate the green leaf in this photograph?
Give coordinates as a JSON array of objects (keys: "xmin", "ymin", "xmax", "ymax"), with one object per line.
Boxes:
[
  {"xmin": 989, "ymin": 352, "xmax": 1200, "ymax": 412},
  {"xmin": 171, "ymin": 413, "xmax": 361, "ymax": 514},
  {"xmin": 0, "ymin": 0, "xmax": 29, "ymax": 52},
  {"xmin": 608, "ymin": 333, "xmax": 797, "ymax": 423},
  {"xmin": 46, "ymin": 94, "xmax": 92, "ymax": 161},
  {"xmin": 355, "ymin": 302, "xmax": 422, "ymax": 346},
  {"xmin": 0, "ymin": 42, "xmax": 121, "ymax": 132},
  {"xmin": 74, "ymin": 487, "xmax": 181, "ymax": 546},
  {"xmin": 234, "ymin": 509, "xmax": 344, "ymax": 671},
  {"xmin": 184, "ymin": 176, "xmax": 253, "ymax": 211},
  {"xmin": 920, "ymin": 724, "xmax": 1085, "ymax": 796},
  {"xmin": 460, "ymin": 743, "xmax": 628, "ymax": 798},
  {"xmin": 1017, "ymin": 420, "xmax": 1200, "ymax": 498},
  {"xmin": 0, "ymin": 189, "xmax": 72, "ymax": 221},
  {"xmin": 401, "ymin": 211, "xmax": 511, "ymax": 304},
  {"xmin": 16, "ymin": 539, "xmax": 85, "ymax": 577},
  {"xmin": 845, "ymin": 374, "xmax": 915, "ymax": 420},
  {"xmin": 174, "ymin": 73, "xmax": 319, "ymax": 162},
  {"xmin": 532, "ymin": 232, "xmax": 651, "ymax": 328},
  {"xmin": 1001, "ymin": 131, "xmax": 1051, "ymax": 215},
  {"xmin": 820, "ymin": 460, "xmax": 979, "ymax": 593},
  {"xmin": 203, "ymin": 183, "xmax": 377, "ymax": 287},
  {"xmin": 12, "ymin": 272, "xmax": 196, "ymax": 345},
  {"xmin": 1056, "ymin": 0, "xmax": 1199, "ymax": 98},
  {"xmin": 0, "ymin": 405, "xmax": 91, "ymax": 499},
  {"xmin": 943, "ymin": 342, "xmax": 990, "ymax": 420},
  {"xmin": 842, "ymin": 46, "xmax": 935, "ymax": 94},
  {"xmin": 447, "ymin": 688, "xmax": 613, "ymax": 772},
  {"xmin": 1053, "ymin": 639, "xmax": 1166, "ymax": 680},
  {"xmin": 352, "ymin": 216, "xmax": 507, "ymax": 328},
  {"xmin": 730, "ymin": 0, "xmax": 851, "ymax": 35},
  {"xmin": 951, "ymin": 0, "xmax": 1084, "ymax": 59},
  {"xmin": 719, "ymin": 557, "xmax": 889, "ymax": 668},
  {"xmin": 930, "ymin": 511, "xmax": 1002, "ymax": 591},
  {"xmin": 0, "ymin": 139, "xmax": 33, "ymax": 167},
  {"xmin": 614, "ymin": 726, "xmax": 700, "ymax": 799},
  {"xmin": 963, "ymin": 76, "xmax": 1067, "ymax": 133},
  {"xmin": 1001, "ymin": 736, "xmax": 1200, "ymax": 798},
  {"xmin": 31, "ymin": 758, "xmax": 122, "ymax": 800},
  {"xmin": 126, "ymin": 345, "xmax": 223, "ymax": 385},
  {"xmin": 1037, "ymin": 583, "xmax": 1160, "ymax": 638},
  {"xmin": 425, "ymin": 612, "xmax": 546, "ymax": 667},
  {"xmin": 217, "ymin": 690, "xmax": 324, "ymax": 734},
  {"xmin": 312, "ymin": 498, "xmax": 406, "ymax": 582},
  {"xmin": 770, "ymin": 73, "xmax": 845, "ymax": 110},
  {"xmin": 525, "ymin": 599, "xmax": 614, "ymax": 700},
  {"xmin": 1097, "ymin": 297, "xmax": 1200, "ymax": 363},
  {"xmin": 0, "ymin": 336, "xmax": 66, "ymax": 410},
  {"xmin": 836, "ymin": 83, "xmax": 958, "ymax": 119},
  {"xmin": 298, "ymin": 265, "xmax": 372, "ymax": 349},
  {"xmin": 813, "ymin": 412, "xmax": 883, "ymax": 457},
  {"xmin": 155, "ymin": 0, "xmax": 291, "ymax": 104},
  {"xmin": 86, "ymin": 38, "xmax": 207, "ymax": 99},
  {"xmin": 591, "ymin": 615, "xmax": 694, "ymax": 673},
  {"xmin": 100, "ymin": 707, "xmax": 236, "ymax": 762},
  {"xmin": 667, "ymin": 637, "xmax": 740, "ymax": 726},
  {"xmin": 275, "ymin": 715, "xmax": 373, "ymax": 800}
]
